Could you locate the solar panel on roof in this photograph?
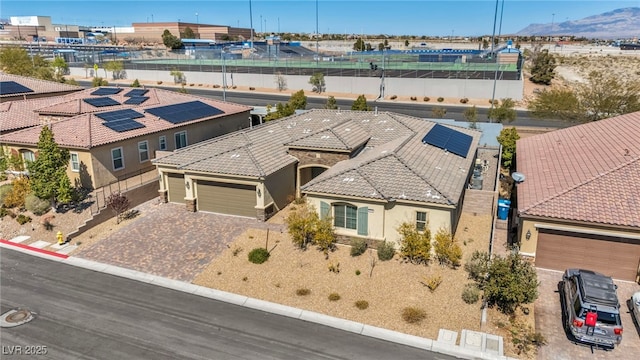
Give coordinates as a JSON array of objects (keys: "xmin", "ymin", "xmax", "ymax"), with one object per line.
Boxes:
[
  {"xmin": 145, "ymin": 100, "xmax": 225, "ymax": 124},
  {"xmin": 91, "ymin": 87, "xmax": 123, "ymax": 96},
  {"xmin": 102, "ymin": 118, "xmax": 145, "ymax": 132},
  {"xmin": 421, "ymin": 123, "xmax": 473, "ymax": 158},
  {"xmin": 124, "ymin": 89, "xmax": 149, "ymax": 97},
  {"xmin": 83, "ymin": 97, "xmax": 120, "ymax": 107},
  {"xmin": 95, "ymin": 109, "xmax": 144, "ymax": 122},
  {"xmin": 0, "ymin": 81, "xmax": 34, "ymax": 95},
  {"xmin": 123, "ymin": 96, "xmax": 149, "ymax": 105}
]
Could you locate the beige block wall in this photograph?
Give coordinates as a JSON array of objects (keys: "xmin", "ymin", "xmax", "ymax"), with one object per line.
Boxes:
[{"xmin": 518, "ymin": 217, "xmax": 640, "ymax": 256}]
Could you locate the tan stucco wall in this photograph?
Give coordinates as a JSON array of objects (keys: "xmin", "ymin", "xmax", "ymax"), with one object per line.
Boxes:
[
  {"xmin": 306, "ymin": 194, "xmax": 454, "ymax": 246},
  {"xmin": 263, "ymin": 163, "xmax": 296, "ymax": 211},
  {"xmin": 518, "ymin": 217, "xmax": 640, "ymax": 256}
]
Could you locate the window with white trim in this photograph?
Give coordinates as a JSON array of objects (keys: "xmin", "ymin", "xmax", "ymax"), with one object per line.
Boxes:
[
  {"xmin": 111, "ymin": 147, "xmax": 124, "ymax": 170},
  {"xmin": 21, "ymin": 150, "xmax": 35, "ymax": 163},
  {"xmin": 416, "ymin": 211, "xmax": 428, "ymax": 232},
  {"xmin": 138, "ymin": 141, "xmax": 149, "ymax": 163},
  {"xmin": 334, "ymin": 204, "xmax": 357, "ymax": 230},
  {"xmin": 70, "ymin": 152, "xmax": 80, "ymax": 172},
  {"xmin": 174, "ymin": 131, "xmax": 187, "ymax": 149},
  {"xmin": 158, "ymin": 135, "xmax": 167, "ymax": 150}
]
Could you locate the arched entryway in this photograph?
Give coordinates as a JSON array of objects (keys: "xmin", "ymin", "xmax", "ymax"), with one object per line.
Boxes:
[{"xmin": 297, "ymin": 164, "xmax": 329, "ymax": 196}]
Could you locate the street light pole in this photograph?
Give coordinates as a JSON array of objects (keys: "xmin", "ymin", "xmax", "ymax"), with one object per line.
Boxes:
[
  {"xmin": 490, "ymin": 0, "xmax": 505, "ymax": 123},
  {"xmin": 316, "ymin": 0, "xmax": 319, "ymax": 66},
  {"xmin": 249, "ymin": 0, "xmax": 254, "ymax": 50}
]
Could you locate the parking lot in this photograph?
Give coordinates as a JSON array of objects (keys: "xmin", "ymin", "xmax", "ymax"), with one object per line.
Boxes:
[{"xmin": 535, "ymin": 269, "xmax": 640, "ymax": 359}]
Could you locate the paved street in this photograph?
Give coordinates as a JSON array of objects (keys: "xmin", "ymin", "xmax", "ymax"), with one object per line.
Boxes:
[
  {"xmin": 535, "ymin": 269, "xmax": 640, "ymax": 360},
  {"xmin": 0, "ymin": 249, "xmax": 457, "ymax": 360}
]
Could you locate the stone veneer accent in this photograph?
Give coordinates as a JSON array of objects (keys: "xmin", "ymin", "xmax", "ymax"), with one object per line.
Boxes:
[
  {"xmin": 186, "ymin": 199, "xmax": 196, "ymax": 212},
  {"xmin": 158, "ymin": 190, "xmax": 168, "ymax": 203}
]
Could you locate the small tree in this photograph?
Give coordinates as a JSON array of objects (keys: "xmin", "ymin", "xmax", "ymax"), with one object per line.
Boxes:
[
  {"xmin": 464, "ymin": 250, "xmax": 491, "ymax": 288},
  {"xmin": 463, "ymin": 105, "xmax": 478, "ymax": 122},
  {"xmin": 529, "ymin": 49, "xmax": 556, "ymax": 85},
  {"xmin": 51, "ymin": 57, "xmax": 69, "ymax": 82},
  {"xmin": 397, "ymin": 222, "xmax": 431, "ymax": 265},
  {"xmin": 92, "ymin": 77, "xmax": 108, "ymax": 86},
  {"xmin": 131, "ymin": 79, "xmax": 141, "ymax": 87},
  {"xmin": 377, "ymin": 42, "xmax": 385, "ymax": 51},
  {"xmin": 404, "ymin": 39, "xmax": 410, "ymax": 47},
  {"xmin": 285, "ymin": 202, "xmax": 336, "ymax": 254},
  {"xmin": 275, "ymin": 72, "xmax": 287, "ymax": 91},
  {"xmin": 27, "ymin": 126, "xmax": 72, "ymax": 209},
  {"xmin": 484, "ymin": 253, "xmax": 539, "ymax": 314},
  {"xmin": 351, "ymin": 94, "xmax": 371, "ymax": 111},
  {"xmin": 488, "ymin": 98, "xmax": 517, "ymax": 123},
  {"xmin": 527, "ymin": 87, "xmax": 583, "ymax": 121},
  {"xmin": 431, "ymin": 107, "xmax": 447, "ymax": 118},
  {"xmin": 309, "ymin": 72, "xmax": 326, "ymax": 93},
  {"xmin": 289, "ymin": 89, "xmax": 307, "ymax": 110},
  {"xmin": 170, "ymin": 69, "xmax": 185, "ymax": 84},
  {"xmin": 433, "ymin": 228, "xmax": 462, "ymax": 268},
  {"xmin": 106, "ymin": 192, "xmax": 130, "ymax": 224},
  {"xmin": 162, "ymin": 29, "xmax": 183, "ymax": 49},
  {"xmin": 497, "ymin": 127, "xmax": 520, "ymax": 168},
  {"xmin": 181, "ymin": 26, "xmax": 196, "ymax": 39},
  {"xmin": 325, "ymin": 95, "xmax": 338, "ymax": 109},
  {"xmin": 577, "ymin": 71, "xmax": 640, "ymax": 121},
  {"xmin": 353, "ymin": 38, "xmax": 365, "ymax": 51},
  {"xmin": 104, "ymin": 60, "xmax": 124, "ymax": 80}
]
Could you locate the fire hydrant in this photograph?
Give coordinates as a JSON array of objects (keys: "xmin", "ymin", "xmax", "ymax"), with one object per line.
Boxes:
[{"xmin": 57, "ymin": 231, "xmax": 64, "ymax": 245}]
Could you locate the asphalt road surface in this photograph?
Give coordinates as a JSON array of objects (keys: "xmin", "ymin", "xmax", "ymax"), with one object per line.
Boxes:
[
  {"xmin": 77, "ymin": 80, "xmax": 567, "ymax": 128},
  {"xmin": 0, "ymin": 249, "xmax": 457, "ymax": 360}
]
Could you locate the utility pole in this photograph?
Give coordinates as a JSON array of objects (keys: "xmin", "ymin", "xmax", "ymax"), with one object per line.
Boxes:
[
  {"xmin": 315, "ymin": 0, "xmax": 319, "ymax": 66},
  {"xmin": 488, "ymin": 0, "xmax": 501, "ymax": 123},
  {"xmin": 249, "ymin": 0, "xmax": 254, "ymax": 50},
  {"xmin": 550, "ymin": 13, "xmax": 555, "ymax": 41}
]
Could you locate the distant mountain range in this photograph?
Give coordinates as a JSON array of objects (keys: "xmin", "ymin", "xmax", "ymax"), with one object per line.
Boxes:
[{"xmin": 516, "ymin": 7, "xmax": 640, "ymax": 39}]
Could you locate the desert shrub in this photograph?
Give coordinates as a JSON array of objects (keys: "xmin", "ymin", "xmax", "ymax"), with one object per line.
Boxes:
[
  {"xmin": 189, "ymin": 83, "xmax": 194, "ymax": 86},
  {"xmin": 232, "ymin": 246, "xmax": 243, "ymax": 256},
  {"xmin": 328, "ymin": 261, "xmax": 340, "ymax": 273},
  {"xmin": 355, "ymin": 269, "xmax": 361, "ymax": 276},
  {"xmin": 397, "ymin": 222, "xmax": 431, "ymax": 264},
  {"xmin": 422, "ymin": 274, "xmax": 442, "ymax": 292},
  {"xmin": 0, "ymin": 207, "xmax": 9, "ymax": 218},
  {"xmin": 131, "ymin": 79, "xmax": 141, "ymax": 87},
  {"xmin": 377, "ymin": 241, "xmax": 396, "ymax": 261},
  {"xmin": 437, "ymin": 97, "xmax": 444, "ymax": 102},
  {"xmin": 462, "ymin": 284, "xmax": 481, "ymax": 304},
  {"xmin": 410, "ymin": 96, "xmax": 417, "ymax": 101},
  {"xmin": 464, "ymin": 251, "xmax": 491, "ymax": 287},
  {"xmin": 433, "ymin": 228, "xmax": 462, "ymax": 268},
  {"xmin": 350, "ymin": 238, "xmax": 368, "ymax": 256},
  {"xmin": 213, "ymin": 84, "xmax": 221, "ymax": 88},
  {"xmin": 502, "ymin": 320, "xmax": 547, "ymax": 355},
  {"xmin": 248, "ymin": 248, "xmax": 270, "ymax": 264},
  {"xmin": 3, "ymin": 177, "xmax": 30, "ymax": 209},
  {"xmin": 389, "ymin": 95, "xmax": 397, "ymax": 100},
  {"xmin": 423, "ymin": 96, "xmax": 430, "ymax": 102},
  {"xmin": 296, "ymin": 288, "xmax": 311, "ymax": 296},
  {"xmin": 328, "ymin": 293, "xmax": 341, "ymax": 301},
  {"xmin": 402, "ymin": 307, "xmax": 427, "ymax": 324},
  {"xmin": 0, "ymin": 184, "xmax": 13, "ymax": 204},
  {"xmin": 157, "ymin": 81, "xmax": 163, "ymax": 84},
  {"xmin": 16, "ymin": 214, "xmax": 32, "ymax": 225},
  {"xmin": 25, "ymin": 193, "xmax": 50, "ymax": 215},
  {"xmin": 249, "ymin": 87, "xmax": 256, "ymax": 90},
  {"xmin": 460, "ymin": 98, "xmax": 469, "ymax": 104},
  {"xmin": 354, "ymin": 300, "xmax": 369, "ymax": 310}
]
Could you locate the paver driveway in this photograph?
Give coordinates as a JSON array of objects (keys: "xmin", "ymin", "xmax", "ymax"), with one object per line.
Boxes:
[
  {"xmin": 535, "ymin": 269, "xmax": 640, "ymax": 360},
  {"xmin": 76, "ymin": 201, "xmax": 284, "ymax": 282}
]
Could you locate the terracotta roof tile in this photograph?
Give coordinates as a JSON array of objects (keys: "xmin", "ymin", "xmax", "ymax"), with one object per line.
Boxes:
[
  {"xmin": 516, "ymin": 111, "xmax": 640, "ymax": 228},
  {"xmin": 0, "ymin": 73, "xmax": 83, "ymax": 98}
]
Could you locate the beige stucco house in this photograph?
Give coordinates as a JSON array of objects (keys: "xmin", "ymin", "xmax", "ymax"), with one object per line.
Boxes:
[
  {"xmin": 0, "ymin": 87, "xmax": 251, "ymax": 189},
  {"xmin": 154, "ymin": 109, "xmax": 480, "ymax": 246},
  {"xmin": 515, "ymin": 111, "xmax": 640, "ymax": 281}
]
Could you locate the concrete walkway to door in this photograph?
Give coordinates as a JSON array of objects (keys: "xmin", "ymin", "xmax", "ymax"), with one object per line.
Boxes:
[{"xmin": 76, "ymin": 200, "xmax": 285, "ymax": 282}]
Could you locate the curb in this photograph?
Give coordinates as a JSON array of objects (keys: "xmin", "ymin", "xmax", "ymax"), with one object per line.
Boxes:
[{"xmin": 0, "ymin": 240, "xmax": 516, "ymax": 360}]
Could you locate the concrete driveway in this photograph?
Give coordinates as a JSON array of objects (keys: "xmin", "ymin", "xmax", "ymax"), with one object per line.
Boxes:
[{"xmin": 535, "ymin": 269, "xmax": 640, "ymax": 360}]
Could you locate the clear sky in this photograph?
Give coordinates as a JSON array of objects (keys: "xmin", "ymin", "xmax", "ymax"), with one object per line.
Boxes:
[{"xmin": 1, "ymin": 0, "xmax": 638, "ymax": 36}]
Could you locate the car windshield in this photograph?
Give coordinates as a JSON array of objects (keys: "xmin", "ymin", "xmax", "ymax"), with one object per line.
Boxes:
[{"xmin": 578, "ymin": 309, "xmax": 620, "ymax": 325}]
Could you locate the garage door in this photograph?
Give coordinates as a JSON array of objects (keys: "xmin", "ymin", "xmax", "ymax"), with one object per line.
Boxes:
[
  {"xmin": 167, "ymin": 173, "xmax": 185, "ymax": 204},
  {"xmin": 536, "ymin": 229, "xmax": 640, "ymax": 281},
  {"xmin": 197, "ymin": 181, "xmax": 255, "ymax": 217}
]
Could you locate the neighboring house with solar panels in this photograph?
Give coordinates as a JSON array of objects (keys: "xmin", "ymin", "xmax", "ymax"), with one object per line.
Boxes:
[
  {"xmin": 0, "ymin": 73, "xmax": 83, "ymax": 102},
  {"xmin": 0, "ymin": 86, "xmax": 252, "ymax": 189},
  {"xmin": 153, "ymin": 109, "xmax": 480, "ymax": 243},
  {"xmin": 515, "ymin": 111, "xmax": 640, "ymax": 282}
]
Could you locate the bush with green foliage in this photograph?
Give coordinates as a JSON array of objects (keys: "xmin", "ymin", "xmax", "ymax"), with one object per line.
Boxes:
[
  {"xmin": 328, "ymin": 293, "xmax": 341, "ymax": 301},
  {"xmin": 497, "ymin": 127, "xmax": 520, "ymax": 168},
  {"xmin": 25, "ymin": 193, "xmax": 51, "ymax": 215},
  {"xmin": 131, "ymin": 79, "xmax": 141, "ymax": 87},
  {"xmin": 296, "ymin": 288, "xmax": 311, "ymax": 296},
  {"xmin": 397, "ymin": 222, "xmax": 431, "ymax": 264},
  {"xmin": 529, "ymin": 49, "xmax": 556, "ymax": 85},
  {"xmin": 401, "ymin": 307, "xmax": 427, "ymax": 324},
  {"xmin": 0, "ymin": 207, "xmax": 10, "ymax": 218},
  {"xmin": 286, "ymin": 202, "xmax": 336, "ymax": 253},
  {"xmin": 488, "ymin": 98, "xmax": 517, "ymax": 123},
  {"xmin": 309, "ymin": 72, "xmax": 325, "ymax": 93},
  {"xmin": 484, "ymin": 253, "xmax": 539, "ymax": 314},
  {"xmin": 462, "ymin": 284, "xmax": 481, "ymax": 304},
  {"xmin": 464, "ymin": 250, "xmax": 491, "ymax": 287},
  {"xmin": 350, "ymin": 238, "xmax": 368, "ymax": 257},
  {"xmin": 351, "ymin": 95, "xmax": 371, "ymax": 111},
  {"xmin": 354, "ymin": 300, "xmax": 369, "ymax": 310},
  {"xmin": 265, "ymin": 90, "xmax": 307, "ymax": 121},
  {"xmin": 377, "ymin": 241, "xmax": 395, "ymax": 261},
  {"xmin": 92, "ymin": 77, "xmax": 108, "ymax": 86},
  {"xmin": 0, "ymin": 183, "xmax": 13, "ymax": 205},
  {"xmin": 433, "ymin": 228, "xmax": 462, "ymax": 268},
  {"xmin": 248, "ymin": 248, "xmax": 270, "ymax": 264},
  {"xmin": 16, "ymin": 214, "xmax": 32, "ymax": 225},
  {"xmin": 3, "ymin": 177, "xmax": 30, "ymax": 208},
  {"xmin": 437, "ymin": 97, "xmax": 444, "ymax": 102}
]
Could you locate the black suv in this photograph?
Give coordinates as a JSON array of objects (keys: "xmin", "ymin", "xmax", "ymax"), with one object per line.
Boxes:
[{"xmin": 560, "ymin": 269, "xmax": 623, "ymax": 349}]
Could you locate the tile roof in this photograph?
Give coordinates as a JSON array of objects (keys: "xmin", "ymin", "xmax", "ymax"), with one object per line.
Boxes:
[
  {"xmin": 155, "ymin": 109, "xmax": 481, "ymax": 206},
  {"xmin": 0, "ymin": 73, "xmax": 83, "ymax": 98},
  {"xmin": 0, "ymin": 88, "xmax": 252, "ymax": 148},
  {"xmin": 0, "ymin": 96, "xmax": 67, "ymax": 132},
  {"xmin": 516, "ymin": 111, "xmax": 640, "ymax": 228}
]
